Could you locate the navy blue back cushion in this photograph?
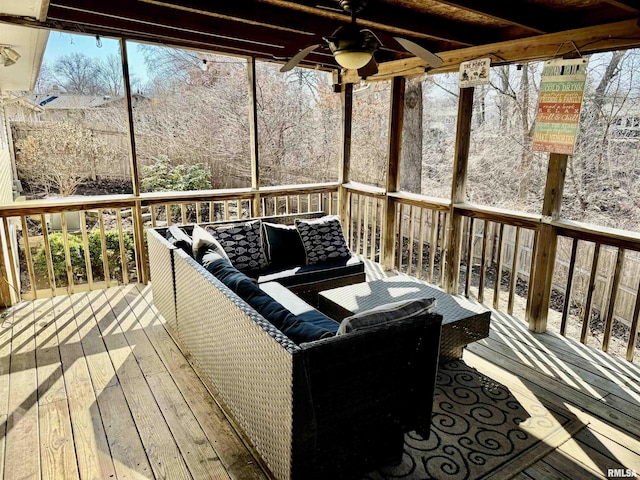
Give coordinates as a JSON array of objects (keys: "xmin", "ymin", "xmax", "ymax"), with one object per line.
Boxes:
[
  {"xmin": 262, "ymin": 222, "xmax": 307, "ymax": 269},
  {"xmin": 200, "ymin": 248, "xmax": 337, "ymax": 343}
]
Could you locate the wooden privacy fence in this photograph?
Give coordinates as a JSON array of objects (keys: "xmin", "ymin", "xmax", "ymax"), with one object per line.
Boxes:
[{"xmin": 12, "ymin": 121, "xmax": 132, "ymax": 180}]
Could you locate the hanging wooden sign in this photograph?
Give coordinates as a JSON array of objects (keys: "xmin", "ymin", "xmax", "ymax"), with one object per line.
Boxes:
[
  {"xmin": 532, "ymin": 58, "xmax": 588, "ymax": 155},
  {"xmin": 458, "ymin": 58, "xmax": 491, "ymax": 88}
]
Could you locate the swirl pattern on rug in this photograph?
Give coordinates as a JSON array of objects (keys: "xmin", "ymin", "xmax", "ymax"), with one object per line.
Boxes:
[{"xmin": 364, "ymin": 360, "xmax": 575, "ymax": 480}]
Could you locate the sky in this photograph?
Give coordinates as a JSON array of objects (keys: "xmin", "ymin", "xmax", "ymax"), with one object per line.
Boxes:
[{"xmin": 43, "ymin": 31, "xmax": 151, "ymax": 87}]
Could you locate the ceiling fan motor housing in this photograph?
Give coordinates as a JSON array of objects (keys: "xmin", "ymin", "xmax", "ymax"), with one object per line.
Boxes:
[
  {"xmin": 338, "ymin": 0, "xmax": 367, "ymax": 14},
  {"xmin": 326, "ymin": 23, "xmax": 376, "ymax": 53}
]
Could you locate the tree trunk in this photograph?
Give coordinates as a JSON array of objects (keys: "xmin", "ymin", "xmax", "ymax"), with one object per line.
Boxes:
[
  {"xmin": 498, "ymin": 66, "xmax": 510, "ymax": 129},
  {"xmin": 571, "ymin": 51, "xmax": 625, "ymax": 218},
  {"xmin": 518, "ymin": 64, "xmax": 532, "ymax": 202},
  {"xmin": 400, "ymin": 78, "xmax": 423, "ymax": 193}
]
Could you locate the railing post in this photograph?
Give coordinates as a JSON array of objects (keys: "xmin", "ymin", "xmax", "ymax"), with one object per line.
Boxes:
[
  {"xmin": 445, "ymin": 87, "xmax": 474, "ymax": 294},
  {"xmin": 527, "ymin": 152, "xmax": 567, "ymax": 332},
  {"xmin": 0, "ymin": 217, "xmax": 19, "ymax": 307},
  {"xmin": 248, "ymin": 58, "xmax": 261, "ymax": 217},
  {"xmin": 381, "ymin": 77, "xmax": 405, "ymax": 270},
  {"xmin": 338, "ymin": 82, "xmax": 353, "ymax": 232},
  {"xmin": 133, "ymin": 200, "xmax": 148, "ymax": 284}
]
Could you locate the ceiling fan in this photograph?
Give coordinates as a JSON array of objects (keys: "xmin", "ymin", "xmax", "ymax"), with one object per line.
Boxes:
[{"xmin": 279, "ymin": 0, "xmax": 443, "ymax": 76}]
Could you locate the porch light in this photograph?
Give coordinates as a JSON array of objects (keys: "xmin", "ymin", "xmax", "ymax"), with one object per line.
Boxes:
[{"xmin": 0, "ymin": 46, "xmax": 20, "ymax": 67}]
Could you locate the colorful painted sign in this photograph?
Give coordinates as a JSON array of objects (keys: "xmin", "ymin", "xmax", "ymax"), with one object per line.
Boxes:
[
  {"xmin": 458, "ymin": 58, "xmax": 491, "ymax": 88},
  {"xmin": 532, "ymin": 58, "xmax": 588, "ymax": 155}
]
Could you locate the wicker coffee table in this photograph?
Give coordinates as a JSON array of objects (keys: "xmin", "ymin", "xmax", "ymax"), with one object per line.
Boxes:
[{"xmin": 318, "ymin": 275, "xmax": 491, "ymax": 361}]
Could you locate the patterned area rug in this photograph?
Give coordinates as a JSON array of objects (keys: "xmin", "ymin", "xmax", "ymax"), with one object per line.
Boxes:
[{"xmin": 364, "ymin": 360, "xmax": 586, "ymax": 480}]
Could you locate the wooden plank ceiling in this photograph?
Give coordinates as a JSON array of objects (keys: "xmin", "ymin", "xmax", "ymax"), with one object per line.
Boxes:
[{"xmin": 2, "ymin": 0, "xmax": 640, "ymax": 76}]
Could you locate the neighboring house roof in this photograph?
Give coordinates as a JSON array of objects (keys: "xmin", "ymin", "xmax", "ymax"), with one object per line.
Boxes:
[{"xmin": 32, "ymin": 92, "xmax": 150, "ymax": 109}]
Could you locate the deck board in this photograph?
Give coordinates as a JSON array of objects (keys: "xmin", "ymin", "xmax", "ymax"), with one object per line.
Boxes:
[
  {"xmin": 5, "ymin": 300, "xmax": 40, "ymax": 480},
  {"xmin": 95, "ymin": 383, "xmax": 153, "ymax": 480},
  {"xmin": 125, "ymin": 286, "xmax": 267, "ymax": 480},
  {"xmin": 1, "ymin": 281, "xmax": 639, "ymax": 480}
]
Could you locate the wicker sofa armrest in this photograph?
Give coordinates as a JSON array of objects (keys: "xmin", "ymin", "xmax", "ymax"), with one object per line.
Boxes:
[
  {"xmin": 147, "ymin": 227, "xmax": 178, "ymax": 329},
  {"xmin": 290, "ymin": 312, "xmax": 443, "ymax": 479},
  {"xmin": 172, "ymin": 249, "xmax": 300, "ymax": 480}
]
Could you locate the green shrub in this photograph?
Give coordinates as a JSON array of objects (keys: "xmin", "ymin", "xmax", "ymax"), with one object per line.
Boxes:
[
  {"xmin": 141, "ymin": 155, "xmax": 211, "ymax": 192},
  {"xmin": 34, "ymin": 229, "xmax": 135, "ymax": 285},
  {"xmin": 34, "ymin": 233, "xmax": 86, "ymax": 283},
  {"xmin": 88, "ymin": 229, "xmax": 135, "ymax": 278}
]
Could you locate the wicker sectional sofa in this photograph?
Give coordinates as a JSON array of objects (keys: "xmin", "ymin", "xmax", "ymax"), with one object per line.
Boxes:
[{"xmin": 147, "ymin": 218, "xmax": 443, "ymax": 480}]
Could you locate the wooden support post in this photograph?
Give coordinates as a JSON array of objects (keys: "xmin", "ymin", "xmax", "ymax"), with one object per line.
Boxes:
[
  {"xmin": 445, "ymin": 87, "xmax": 474, "ymax": 294},
  {"xmin": 120, "ymin": 39, "xmax": 141, "ymax": 198},
  {"xmin": 527, "ymin": 153, "xmax": 568, "ymax": 333},
  {"xmin": 338, "ymin": 83, "xmax": 353, "ymax": 228},
  {"xmin": 120, "ymin": 39, "xmax": 148, "ymax": 284},
  {"xmin": 247, "ymin": 58, "xmax": 261, "ymax": 216},
  {"xmin": 381, "ymin": 77, "xmax": 405, "ymax": 270}
]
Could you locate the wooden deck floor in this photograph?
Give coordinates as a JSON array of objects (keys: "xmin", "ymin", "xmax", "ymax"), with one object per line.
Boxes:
[
  {"xmin": 0, "ymin": 284, "xmax": 268, "ymax": 480},
  {"xmin": 1, "ymin": 281, "xmax": 639, "ymax": 480}
]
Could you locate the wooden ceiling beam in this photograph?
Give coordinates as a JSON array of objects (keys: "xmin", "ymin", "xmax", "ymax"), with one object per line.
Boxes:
[
  {"xmin": 49, "ymin": 0, "xmax": 312, "ymax": 50},
  {"xmin": 44, "ymin": 6, "xmax": 284, "ymax": 55},
  {"xmin": 428, "ymin": 0, "xmax": 550, "ymax": 34},
  {"xmin": 602, "ymin": 1, "xmax": 640, "ymax": 14},
  {"xmin": 1, "ymin": 10, "xmax": 337, "ymax": 70},
  {"xmin": 342, "ymin": 19, "xmax": 640, "ymax": 83},
  {"xmin": 138, "ymin": 0, "xmax": 346, "ymax": 37},
  {"xmin": 257, "ymin": 0, "xmax": 482, "ymax": 46}
]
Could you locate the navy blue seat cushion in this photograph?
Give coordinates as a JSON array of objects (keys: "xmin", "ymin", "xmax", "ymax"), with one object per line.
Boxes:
[
  {"xmin": 200, "ymin": 250, "xmax": 338, "ymax": 343},
  {"xmin": 257, "ymin": 255, "xmax": 364, "ymax": 287},
  {"xmin": 262, "ymin": 222, "xmax": 307, "ymax": 270},
  {"xmin": 165, "ymin": 225, "xmax": 193, "ymax": 256}
]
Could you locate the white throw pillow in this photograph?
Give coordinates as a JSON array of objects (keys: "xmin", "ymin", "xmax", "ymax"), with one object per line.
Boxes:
[{"xmin": 192, "ymin": 224, "xmax": 229, "ymax": 261}]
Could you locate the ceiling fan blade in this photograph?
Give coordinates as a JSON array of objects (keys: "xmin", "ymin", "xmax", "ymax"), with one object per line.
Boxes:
[
  {"xmin": 280, "ymin": 44, "xmax": 322, "ymax": 72},
  {"xmin": 393, "ymin": 37, "xmax": 443, "ymax": 68},
  {"xmin": 357, "ymin": 57, "xmax": 378, "ymax": 78}
]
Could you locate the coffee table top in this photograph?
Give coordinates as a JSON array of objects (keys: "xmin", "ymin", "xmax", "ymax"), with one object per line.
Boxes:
[{"xmin": 318, "ymin": 275, "xmax": 490, "ymax": 326}]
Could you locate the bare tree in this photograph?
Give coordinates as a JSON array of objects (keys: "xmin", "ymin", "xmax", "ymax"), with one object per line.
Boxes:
[
  {"xmin": 564, "ymin": 50, "xmax": 640, "ymax": 229},
  {"xmin": 34, "ymin": 61, "xmax": 55, "ymax": 93},
  {"xmin": 15, "ymin": 122, "xmax": 115, "ymax": 196},
  {"xmin": 97, "ymin": 53, "xmax": 125, "ymax": 96},
  {"xmin": 54, "ymin": 52, "xmax": 102, "ymax": 94}
]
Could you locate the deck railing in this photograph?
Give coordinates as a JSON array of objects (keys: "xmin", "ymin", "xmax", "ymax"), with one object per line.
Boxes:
[
  {"xmin": 1, "ymin": 181, "xmax": 638, "ymax": 362},
  {"xmin": 343, "ymin": 183, "xmax": 639, "ymax": 363},
  {"xmin": 553, "ymin": 220, "xmax": 640, "ymax": 362},
  {"xmin": 0, "ymin": 183, "xmax": 338, "ymax": 302}
]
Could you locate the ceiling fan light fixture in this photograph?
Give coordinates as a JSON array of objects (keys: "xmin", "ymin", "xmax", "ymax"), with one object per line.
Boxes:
[
  {"xmin": 334, "ymin": 50, "xmax": 373, "ymax": 70},
  {"xmin": 326, "ymin": 24, "xmax": 377, "ymax": 70}
]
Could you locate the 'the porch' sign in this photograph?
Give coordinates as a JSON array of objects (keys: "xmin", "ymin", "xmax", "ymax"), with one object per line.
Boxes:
[{"xmin": 533, "ymin": 58, "xmax": 588, "ymax": 155}]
